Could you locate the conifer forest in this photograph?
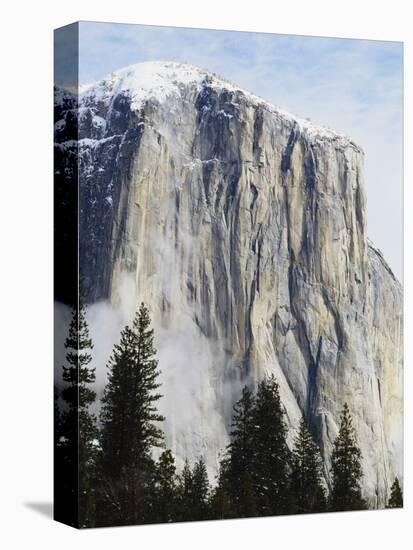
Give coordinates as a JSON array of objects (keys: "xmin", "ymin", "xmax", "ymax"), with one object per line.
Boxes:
[{"xmin": 54, "ymin": 302, "xmax": 402, "ymax": 528}]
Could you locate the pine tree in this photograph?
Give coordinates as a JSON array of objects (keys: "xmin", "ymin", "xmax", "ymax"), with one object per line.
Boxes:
[
  {"xmin": 177, "ymin": 459, "xmax": 194, "ymax": 521},
  {"xmin": 221, "ymin": 386, "xmax": 257, "ymax": 517},
  {"xmin": 291, "ymin": 417, "xmax": 326, "ymax": 514},
  {"xmin": 54, "ymin": 382, "xmax": 68, "ymax": 524},
  {"xmin": 176, "ymin": 458, "xmax": 210, "ymax": 522},
  {"xmin": 208, "ymin": 470, "xmax": 232, "ymax": 520},
  {"xmin": 152, "ymin": 450, "xmax": 178, "ymax": 522},
  {"xmin": 330, "ymin": 403, "xmax": 366, "ymax": 512},
  {"xmin": 191, "ymin": 458, "xmax": 210, "ymax": 521},
  {"xmin": 387, "ymin": 477, "xmax": 403, "ymax": 508},
  {"xmin": 250, "ymin": 375, "xmax": 290, "ymax": 516},
  {"xmin": 54, "ymin": 384, "xmax": 62, "ymax": 443},
  {"xmin": 96, "ymin": 303, "xmax": 165, "ymax": 526},
  {"xmin": 55, "ymin": 298, "xmax": 97, "ymax": 527}
]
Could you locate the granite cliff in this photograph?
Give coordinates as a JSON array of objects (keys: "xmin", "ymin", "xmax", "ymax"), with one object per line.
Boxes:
[{"xmin": 54, "ymin": 61, "xmax": 403, "ymax": 507}]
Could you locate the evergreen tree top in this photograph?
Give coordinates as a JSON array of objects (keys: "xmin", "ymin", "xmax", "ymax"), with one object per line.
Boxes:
[
  {"xmin": 61, "ymin": 299, "xmax": 96, "ymax": 403},
  {"xmin": 64, "ymin": 295, "xmax": 93, "ymax": 352},
  {"xmin": 291, "ymin": 416, "xmax": 326, "ymax": 514},
  {"xmin": 387, "ymin": 477, "xmax": 403, "ymax": 508},
  {"xmin": 100, "ymin": 302, "xmax": 165, "ymax": 481},
  {"xmin": 333, "ymin": 403, "xmax": 361, "ymax": 462},
  {"xmin": 330, "ymin": 403, "xmax": 366, "ymax": 511}
]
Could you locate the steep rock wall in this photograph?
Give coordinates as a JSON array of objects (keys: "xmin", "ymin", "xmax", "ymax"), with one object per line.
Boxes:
[{"xmin": 54, "ymin": 62, "xmax": 403, "ymax": 507}]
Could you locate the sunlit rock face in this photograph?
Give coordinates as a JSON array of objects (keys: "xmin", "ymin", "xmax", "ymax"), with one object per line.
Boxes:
[{"xmin": 54, "ymin": 61, "xmax": 403, "ymax": 507}]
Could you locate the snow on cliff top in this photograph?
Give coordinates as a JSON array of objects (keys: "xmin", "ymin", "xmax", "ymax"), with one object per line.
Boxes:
[
  {"xmin": 79, "ymin": 61, "xmax": 360, "ymax": 149},
  {"xmin": 80, "ymin": 61, "xmax": 205, "ymax": 108}
]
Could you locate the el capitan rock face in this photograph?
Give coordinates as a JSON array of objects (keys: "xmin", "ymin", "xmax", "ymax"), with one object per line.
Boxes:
[{"xmin": 54, "ymin": 61, "xmax": 403, "ymax": 507}]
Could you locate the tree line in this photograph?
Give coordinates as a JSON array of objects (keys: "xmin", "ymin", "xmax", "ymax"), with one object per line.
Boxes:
[{"xmin": 54, "ymin": 302, "xmax": 403, "ymax": 528}]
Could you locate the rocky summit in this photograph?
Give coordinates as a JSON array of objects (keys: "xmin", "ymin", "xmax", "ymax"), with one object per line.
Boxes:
[{"xmin": 54, "ymin": 61, "xmax": 403, "ymax": 508}]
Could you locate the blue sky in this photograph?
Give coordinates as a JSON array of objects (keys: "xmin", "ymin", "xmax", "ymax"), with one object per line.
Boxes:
[{"xmin": 75, "ymin": 21, "xmax": 403, "ymax": 280}]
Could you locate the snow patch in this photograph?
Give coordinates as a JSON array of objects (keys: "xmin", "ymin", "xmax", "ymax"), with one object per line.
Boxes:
[{"xmin": 79, "ymin": 61, "xmax": 360, "ymax": 149}]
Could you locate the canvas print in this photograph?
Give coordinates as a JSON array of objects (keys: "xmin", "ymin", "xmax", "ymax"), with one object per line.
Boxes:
[{"xmin": 54, "ymin": 21, "xmax": 403, "ymax": 528}]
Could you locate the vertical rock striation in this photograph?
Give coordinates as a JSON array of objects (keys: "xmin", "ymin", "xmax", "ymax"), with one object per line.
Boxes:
[{"xmin": 54, "ymin": 61, "xmax": 403, "ymax": 507}]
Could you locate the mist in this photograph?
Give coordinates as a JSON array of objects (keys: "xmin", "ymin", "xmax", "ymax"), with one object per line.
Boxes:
[{"xmin": 79, "ymin": 268, "xmax": 241, "ymax": 480}]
